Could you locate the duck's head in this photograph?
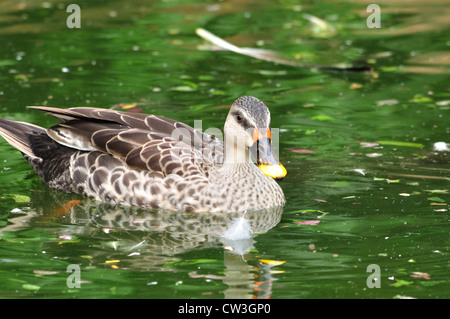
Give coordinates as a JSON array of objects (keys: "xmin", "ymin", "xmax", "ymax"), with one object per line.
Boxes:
[{"xmin": 224, "ymin": 96, "xmax": 287, "ymax": 180}]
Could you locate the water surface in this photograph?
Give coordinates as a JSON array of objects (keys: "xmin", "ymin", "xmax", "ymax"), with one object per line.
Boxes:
[{"xmin": 0, "ymin": 0, "xmax": 448, "ymax": 299}]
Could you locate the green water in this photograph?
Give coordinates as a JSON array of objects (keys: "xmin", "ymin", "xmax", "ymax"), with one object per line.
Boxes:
[{"xmin": 0, "ymin": 0, "xmax": 448, "ymax": 299}]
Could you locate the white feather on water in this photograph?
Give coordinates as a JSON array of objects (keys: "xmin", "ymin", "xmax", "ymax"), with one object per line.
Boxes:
[{"xmin": 221, "ymin": 215, "xmax": 253, "ymax": 241}]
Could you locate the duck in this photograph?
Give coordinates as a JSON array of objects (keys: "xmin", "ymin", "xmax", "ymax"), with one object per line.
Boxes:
[{"xmin": 0, "ymin": 96, "xmax": 286, "ymax": 213}]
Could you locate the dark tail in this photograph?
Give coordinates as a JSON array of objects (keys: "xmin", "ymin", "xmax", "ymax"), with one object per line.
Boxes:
[
  {"xmin": 0, "ymin": 117, "xmax": 75, "ymax": 190},
  {"xmin": 0, "ymin": 118, "xmax": 47, "ymax": 160}
]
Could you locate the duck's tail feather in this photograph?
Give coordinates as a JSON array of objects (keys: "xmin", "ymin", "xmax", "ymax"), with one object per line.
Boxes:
[
  {"xmin": 0, "ymin": 118, "xmax": 46, "ymax": 160},
  {"xmin": 0, "ymin": 117, "xmax": 75, "ymax": 189}
]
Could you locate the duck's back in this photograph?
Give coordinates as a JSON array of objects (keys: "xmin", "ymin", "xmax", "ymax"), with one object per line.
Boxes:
[{"xmin": 0, "ymin": 107, "xmax": 225, "ymax": 211}]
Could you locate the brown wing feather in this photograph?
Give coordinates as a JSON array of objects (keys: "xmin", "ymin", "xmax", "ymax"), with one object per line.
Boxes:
[
  {"xmin": 105, "ymin": 136, "xmax": 137, "ymax": 159},
  {"xmin": 91, "ymin": 129, "xmax": 126, "ymax": 153},
  {"xmin": 117, "ymin": 129, "xmax": 153, "ymax": 145},
  {"xmin": 124, "ymin": 146, "xmax": 146, "ymax": 171},
  {"xmin": 28, "ymin": 106, "xmax": 224, "ymax": 176}
]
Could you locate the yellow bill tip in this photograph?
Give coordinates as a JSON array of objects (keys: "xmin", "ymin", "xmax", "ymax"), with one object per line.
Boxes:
[{"xmin": 259, "ymin": 163, "xmax": 287, "ymax": 180}]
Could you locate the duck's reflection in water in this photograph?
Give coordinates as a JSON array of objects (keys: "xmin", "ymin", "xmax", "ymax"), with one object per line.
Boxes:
[{"xmin": 5, "ymin": 196, "xmax": 283, "ymax": 298}]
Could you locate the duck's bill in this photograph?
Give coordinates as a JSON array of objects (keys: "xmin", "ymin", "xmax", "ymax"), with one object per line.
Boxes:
[
  {"xmin": 252, "ymin": 129, "xmax": 287, "ymax": 180},
  {"xmin": 259, "ymin": 163, "xmax": 287, "ymax": 180}
]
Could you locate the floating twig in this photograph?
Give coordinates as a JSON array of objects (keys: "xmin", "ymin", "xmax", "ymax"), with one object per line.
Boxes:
[{"xmin": 196, "ymin": 28, "xmax": 372, "ymax": 73}]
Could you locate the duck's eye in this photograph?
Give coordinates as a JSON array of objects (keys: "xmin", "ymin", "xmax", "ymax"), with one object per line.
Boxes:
[{"xmin": 236, "ymin": 114, "xmax": 243, "ymax": 123}]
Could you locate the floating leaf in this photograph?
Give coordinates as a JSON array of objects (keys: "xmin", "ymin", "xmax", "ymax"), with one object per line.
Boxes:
[
  {"xmin": 427, "ymin": 196, "xmax": 446, "ymax": 203},
  {"xmin": 33, "ymin": 270, "xmax": 59, "ymax": 275},
  {"xmin": 291, "ymin": 209, "xmax": 320, "ymax": 213},
  {"xmin": 350, "ymin": 83, "xmax": 362, "ymax": 89},
  {"xmin": 121, "ymin": 103, "xmax": 137, "ymax": 109},
  {"xmin": 289, "ymin": 148, "xmax": 315, "ymax": 153},
  {"xmin": 407, "ymin": 182, "xmax": 420, "ymax": 186},
  {"xmin": 409, "ymin": 94, "xmax": 432, "ymax": 103},
  {"xmin": 22, "ymin": 284, "xmax": 41, "ymax": 291},
  {"xmin": 419, "ymin": 280, "xmax": 444, "ymax": 287},
  {"xmin": 399, "ymin": 193, "xmax": 411, "ymax": 197},
  {"xmin": 170, "ymin": 85, "xmax": 197, "ymax": 92},
  {"xmin": 410, "ymin": 272, "xmax": 430, "ymax": 280},
  {"xmin": 188, "ymin": 259, "xmax": 217, "ymax": 265},
  {"xmin": 391, "ymin": 279, "xmax": 413, "ymax": 287},
  {"xmin": 436, "ymin": 100, "xmax": 450, "ymax": 106},
  {"xmin": 57, "ymin": 238, "xmax": 80, "ymax": 244},
  {"xmin": 209, "ymin": 89, "xmax": 226, "ymax": 95},
  {"xmin": 258, "ymin": 70, "xmax": 287, "ymax": 76},
  {"xmin": 366, "ymin": 153, "xmax": 383, "ymax": 158},
  {"xmin": 198, "ymin": 75, "xmax": 214, "ymax": 81},
  {"xmin": 7, "ymin": 194, "xmax": 31, "ymax": 203},
  {"xmin": 0, "ymin": 59, "xmax": 17, "ymax": 67},
  {"xmin": 376, "ymin": 99, "xmax": 399, "ymax": 106},
  {"xmin": 14, "ymin": 74, "xmax": 30, "ymax": 82},
  {"xmin": 295, "ymin": 220, "xmax": 320, "ymax": 226},
  {"xmin": 377, "ymin": 140, "xmax": 424, "ymax": 148},
  {"xmin": 311, "ymin": 114, "xmax": 334, "ymax": 121},
  {"xmin": 58, "ymin": 235, "xmax": 74, "ymax": 240},
  {"xmin": 380, "ymin": 66, "xmax": 401, "ymax": 72},
  {"xmin": 360, "ymin": 142, "xmax": 379, "ymax": 148},
  {"xmin": 259, "ymin": 259, "xmax": 286, "ymax": 266},
  {"xmin": 424, "ymin": 189, "xmax": 448, "ymax": 194}
]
